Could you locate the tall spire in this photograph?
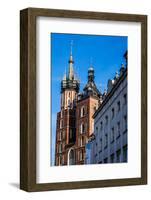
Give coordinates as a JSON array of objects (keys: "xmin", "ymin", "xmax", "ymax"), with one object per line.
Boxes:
[
  {"xmin": 61, "ymin": 41, "xmax": 79, "ymax": 93},
  {"xmin": 68, "ymin": 40, "xmax": 74, "ymax": 80}
]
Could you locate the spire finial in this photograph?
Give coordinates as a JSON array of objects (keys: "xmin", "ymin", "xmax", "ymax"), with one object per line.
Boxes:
[{"xmin": 70, "ymin": 40, "xmax": 73, "ymax": 56}]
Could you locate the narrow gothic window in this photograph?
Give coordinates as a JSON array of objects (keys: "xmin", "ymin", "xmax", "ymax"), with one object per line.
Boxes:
[
  {"xmin": 80, "ymin": 137, "xmax": 83, "ymax": 147},
  {"xmin": 81, "ymin": 106, "xmax": 85, "ymax": 117},
  {"xmin": 81, "ymin": 123, "xmax": 85, "ymax": 134},
  {"xmin": 59, "ymin": 143, "xmax": 62, "ymax": 153}
]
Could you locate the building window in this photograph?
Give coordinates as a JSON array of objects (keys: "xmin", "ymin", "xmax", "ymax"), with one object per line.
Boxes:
[
  {"xmin": 59, "ymin": 143, "xmax": 62, "ymax": 153},
  {"xmin": 63, "ymin": 130, "xmax": 65, "ymax": 140},
  {"xmin": 123, "ymin": 93, "xmax": 127, "ymax": 105},
  {"xmin": 111, "ymin": 127, "xmax": 114, "ymax": 143},
  {"xmin": 69, "ymin": 129, "xmax": 73, "ymax": 139},
  {"xmin": 116, "ymin": 149, "xmax": 121, "ymax": 163},
  {"xmin": 104, "ymin": 134, "xmax": 108, "ymax": 148},
  {"xmin": 81, "ymin": 106, "xmax": 85, "ymax": 117},
  {"xmin": 117, "ymin": 101, "xmax": 120, "ymax": 112},
  {"xmin": 59, "ymin": 131, "xmax": 62, "ymax": 140},
  {"xmin": 105, "ymin": 115, "xmax": 108, "ymax": 125},
  {"xmin": 96, "ymin": 127, "xmax": 98, "ymax": 135},
  {"xmin": 100, "ymin": 138, "xmax": 102, "ymax": 151},
  {"xmin": 104, "ymin": 158, "xmax": 108, "ymax": 163},
  {"xmin": 117, "ymin": 122, "xmax": 120, "ymax": 138},
  {"xmin": 79, "ymin": 137, "xmax": 84, "ymax": 147},
  {"xmin": 123, "ymin": 145, "xmax": 128, "ymax": 162},
  {"xmin": 110, "ymin": 154, "xmax": 115, "ymax": 163},
  {"xmin": 58, "ymin": 155, "xmax": 62, "ymax": 166},
  {"xmin": 60, "ymin": 119, "xmax": 63, "ymax": 129},
  {"xmin": 124, "ymin": 115, "xmax": 127, "ymax": 131},
  {"xmin": 79, "ymin": 150, "xmax": 83, "ymax": 161},
  {"xmin": 81, "ymin": 123, "xmax": 85, "ymax": 134},
  {"xmin": 100, "ymin": 121, "xmax": 103, "ymax": 131},
  {"xmin": 111, "ymin": 108, "xmax": 114, "ymax": 119}
]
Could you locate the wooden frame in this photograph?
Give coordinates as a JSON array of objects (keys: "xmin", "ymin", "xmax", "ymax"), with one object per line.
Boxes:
[{"xmin": 20, "ymin": 7, "xmax": 147, "ymax": 192}]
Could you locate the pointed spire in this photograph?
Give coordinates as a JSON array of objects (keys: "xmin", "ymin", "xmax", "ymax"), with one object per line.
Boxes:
[
  {"xmin": 68, "ymin": 40, "xmax": 74, "ymax": 80},
  {"xmin": 68, "ymin": 40, "xmax": 74, "ymax": 64},
  {"xmin": 70, "ymin": 40, "xmax": 73, "ymax": 56}
]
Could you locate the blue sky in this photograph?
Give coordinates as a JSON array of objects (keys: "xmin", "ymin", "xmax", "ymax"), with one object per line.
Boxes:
[{"xmin": 50, "ymin": 33, "xmax": 127, "ymax": 166}]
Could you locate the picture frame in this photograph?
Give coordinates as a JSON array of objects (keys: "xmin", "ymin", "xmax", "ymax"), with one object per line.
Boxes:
[{"xmin": 20, "ymin": 7, "xmax": 147, "ymax": 192}]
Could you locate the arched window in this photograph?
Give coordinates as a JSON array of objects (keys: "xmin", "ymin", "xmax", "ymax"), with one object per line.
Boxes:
[
  {"xmin": 81, "ymin": 106, "xmax": 85, "ymax": 117},
  {"xmin": 81, "ymin": 123, "xmax": 85, "ymax": 134},
  {"xmin": 69, "ymin": 149, "xmax": 75, "ymax": 165}
]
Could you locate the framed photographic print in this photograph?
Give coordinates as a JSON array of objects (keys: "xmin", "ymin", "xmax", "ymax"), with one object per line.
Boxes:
[{"xmin": 20, "ymin": 8, "xmax": 147, "ymax": 192}]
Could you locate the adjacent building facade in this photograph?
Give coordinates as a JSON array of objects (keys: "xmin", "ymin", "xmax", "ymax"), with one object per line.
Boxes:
[{"xmin": 90, "ymin": 63, "xmax": 127, "ymax": 164}]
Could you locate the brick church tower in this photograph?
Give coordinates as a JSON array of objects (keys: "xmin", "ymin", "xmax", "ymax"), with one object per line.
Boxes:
[{"xmin": 55, "ymin": 51, "xmax": 79, "ymax": 166}]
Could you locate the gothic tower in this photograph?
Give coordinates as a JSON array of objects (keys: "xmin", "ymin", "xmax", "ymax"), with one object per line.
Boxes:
[{"xmin": 55, "ymin": 51, "xmax": 79, "ymax": 166}]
